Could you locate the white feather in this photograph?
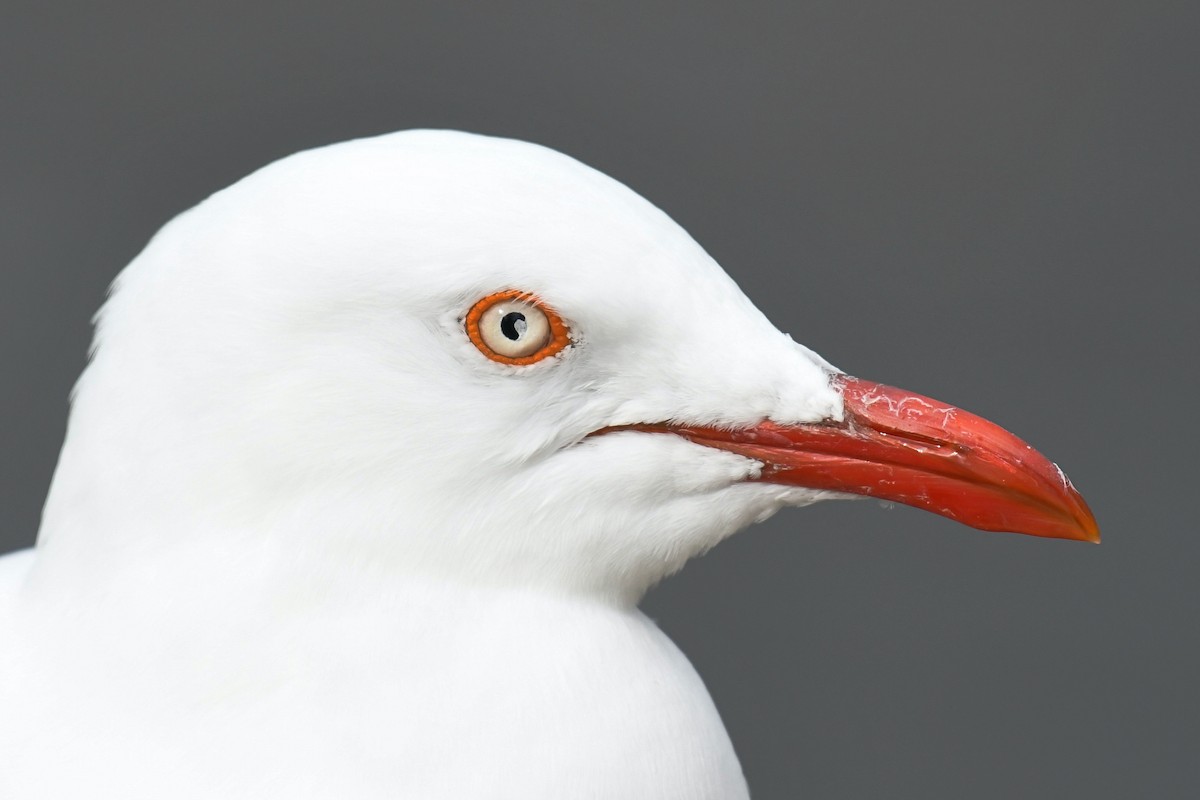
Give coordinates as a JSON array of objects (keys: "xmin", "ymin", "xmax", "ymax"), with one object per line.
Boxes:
[{"xmin": 1, "ymin": 130, "xmax": 845, "ymax": 798}]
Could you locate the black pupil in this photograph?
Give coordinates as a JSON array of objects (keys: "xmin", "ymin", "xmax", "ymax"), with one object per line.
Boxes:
[{"xmin": 500, "ymin": 312, "xmax": 527, "ymax": 341}]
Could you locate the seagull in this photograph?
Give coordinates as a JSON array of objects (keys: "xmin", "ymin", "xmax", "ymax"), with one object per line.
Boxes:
[{"xmin": 0, "ymin": 130, "xmax": 1097, "ymax": 799}]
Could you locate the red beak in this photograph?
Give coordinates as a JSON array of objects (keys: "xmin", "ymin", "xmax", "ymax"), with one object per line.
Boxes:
[{"xmin": 622, "ymin": 376, "xmax": 1098, "ymax": 542}]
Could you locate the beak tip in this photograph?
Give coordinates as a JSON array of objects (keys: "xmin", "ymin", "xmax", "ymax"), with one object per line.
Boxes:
[
  {"xmin": 1072, "ymin": 492, "xmax": 1101, "ymax": 544},
  {"xmin": 1060, "ymin": 504, "xmax": 1100, "ymax": 543}
]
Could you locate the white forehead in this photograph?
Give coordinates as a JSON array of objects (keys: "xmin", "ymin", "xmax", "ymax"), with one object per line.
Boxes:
[
  {"xmin": 116, "ymin": 130, "xmax": 838, "ymax": 427},
  {"xmin": 190, "ymin": 130, "xmax": 726, "ymax": 301}
]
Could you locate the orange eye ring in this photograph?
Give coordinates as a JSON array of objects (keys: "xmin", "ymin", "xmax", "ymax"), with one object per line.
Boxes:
[{"xmin": 465, "ymin": 290, "xmax": 572, "ymax": 365}]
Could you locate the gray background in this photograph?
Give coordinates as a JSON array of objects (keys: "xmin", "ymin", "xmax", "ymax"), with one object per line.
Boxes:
[{"xmin": 2, "ymin": 1, "xmax": 1197, "ymax": 797}]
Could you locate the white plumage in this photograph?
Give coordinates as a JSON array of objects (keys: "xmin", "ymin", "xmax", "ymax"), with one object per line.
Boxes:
[
  {"xmin": 0, "ymin": 131, "xmax": 842, "ymax": 799},
  {"xmin": 0, "ymin": 130, "xmax": 1095, "ymax": 799}
]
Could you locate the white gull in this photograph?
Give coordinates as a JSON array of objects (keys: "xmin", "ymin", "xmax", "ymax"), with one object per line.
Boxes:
[{"xmin": 0, "ymin": 130, "xmax": 1096, "ymax": 799}]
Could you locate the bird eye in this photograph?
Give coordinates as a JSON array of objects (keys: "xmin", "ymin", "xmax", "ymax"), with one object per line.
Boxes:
[{"xmin": 465, "ymin": 290, "xmax": 571, "ymax": 365}]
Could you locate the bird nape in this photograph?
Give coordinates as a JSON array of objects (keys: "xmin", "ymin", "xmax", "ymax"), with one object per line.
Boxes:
[{"xmin": 0, "ymin": 130, "xmax": 1096, "ymax": 800}]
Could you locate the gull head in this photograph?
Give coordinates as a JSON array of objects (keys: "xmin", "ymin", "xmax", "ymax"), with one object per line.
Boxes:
[{"xmin": 37, "ymin": 130, "xmax": 1096, "ymax": 603}]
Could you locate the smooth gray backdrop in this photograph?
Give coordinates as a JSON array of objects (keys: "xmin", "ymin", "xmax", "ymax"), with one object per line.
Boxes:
[{"xmin": 3, "ymin": 2, "xmax": 1196, "ymax": 797}]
